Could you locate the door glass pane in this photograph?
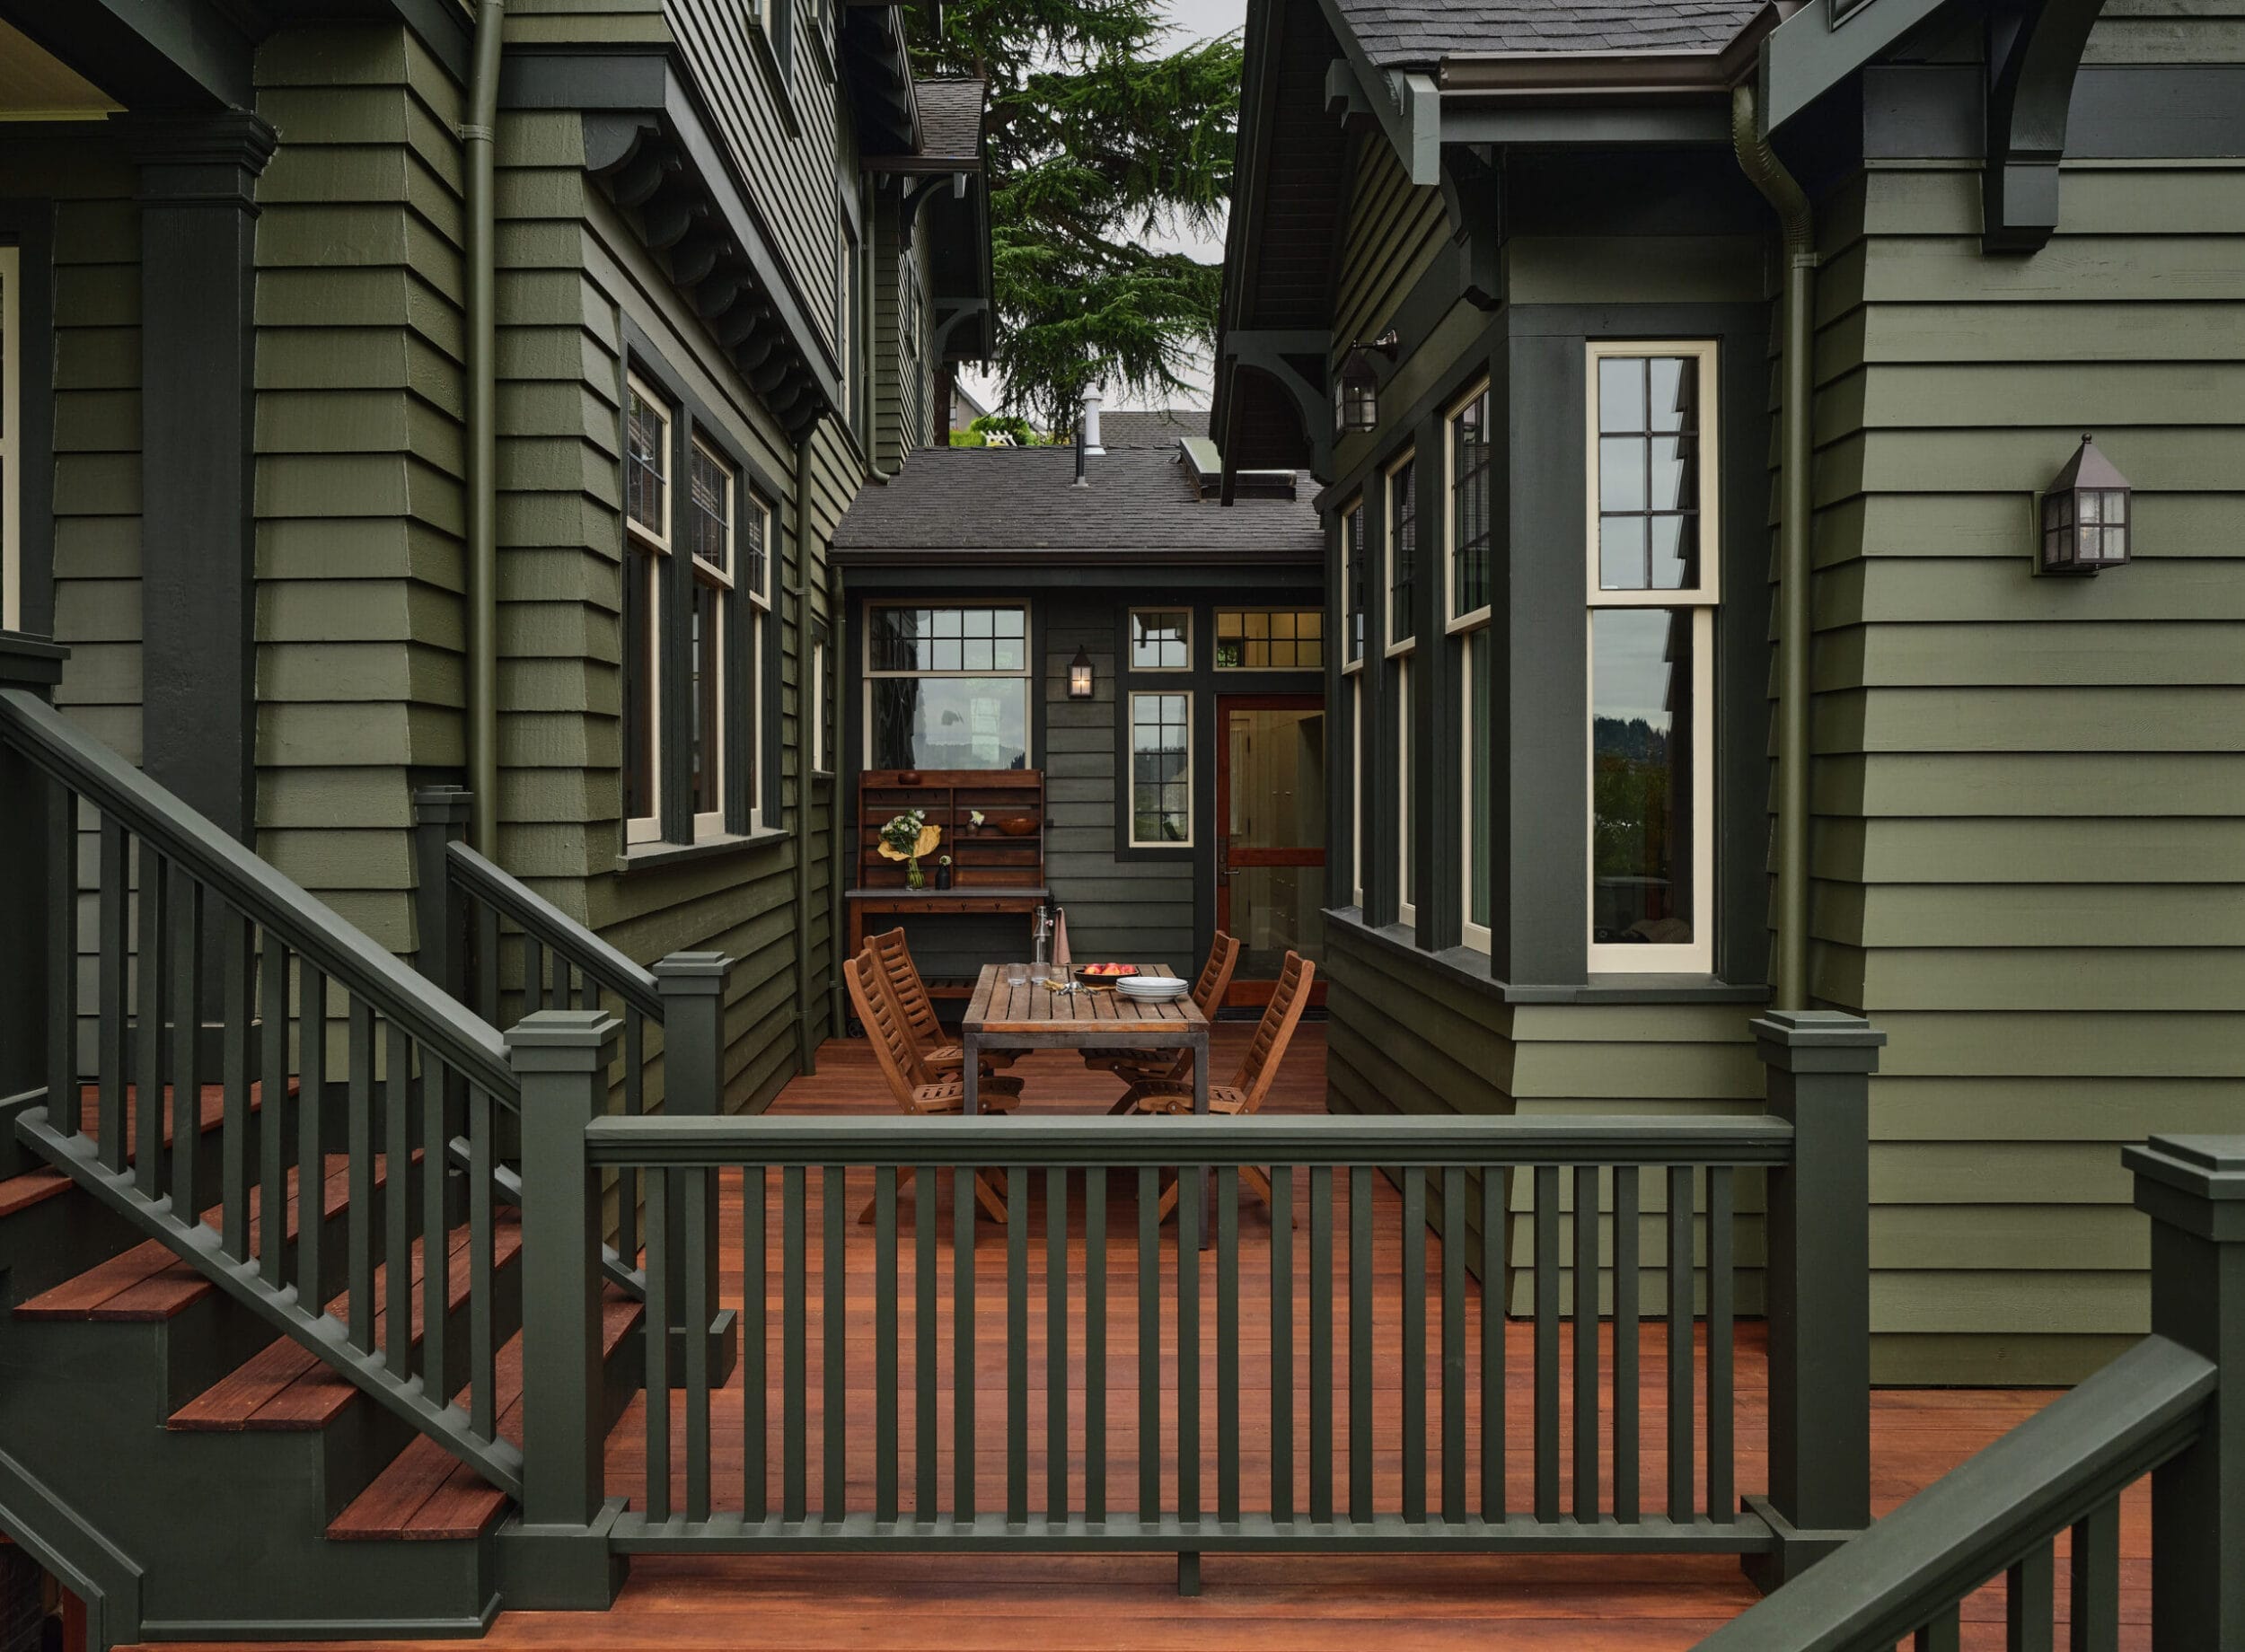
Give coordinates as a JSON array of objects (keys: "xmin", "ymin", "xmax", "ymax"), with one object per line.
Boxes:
[
  {"xmin": 1227, "ymin": 709, "xmax": 1325, "ymax": 849},
  {"xmin": 1591, "ymin": 609, "xmax": 1695, "ymax": 947},
  {"xmin": 1229, "ymin": 865, "xmax": 1326, "ymax": 982}
]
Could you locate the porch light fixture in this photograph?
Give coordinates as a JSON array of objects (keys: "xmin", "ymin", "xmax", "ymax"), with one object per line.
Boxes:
[
  {"xmin": 1068, "ymin": 646, "xmax": 1095, "ymax": 699},
  {"xmin": 2039, "ymin": 434, "xmax": 2133, "ymax": 576},
  {"xmin": 1334, "ymin": 330, "xmax": 1400, "ymax": 435}
]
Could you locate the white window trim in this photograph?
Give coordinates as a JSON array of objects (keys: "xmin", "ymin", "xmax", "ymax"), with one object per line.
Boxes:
[
  {"xmin": 1213, "ymin": 607, "xmax": 1325, "ymax": 672},
  {"xmin": 1459, "ymin": 624, "xmax": 1492, "ymax": 953},
  {"xmin": 1583, "ymin": 340, "xmax": 1721, "ymax": 607},
  {"xmin": 860, "ymin": 601, "xmax": 1034, "ymax": 771},
  {"xmin": 745, "ymin": 492, "xmax": 776, "ymax": 830},
  {"xmin": 1127, "ymin": 605, "xmax": 1193, "ymax": 672},
  {"xmin": 623, "ymin": 374, "xmax": 672, "ymax": 846},
  {"xmin": 688, "ymin": 436, "xmax": 737, "ymax": 842},
  {"xmin": 1, "ymin": 246, "xmax": 19, "ymax": 634},
  {"xmin": 1445, "ymin": 378, "xmax": 1493, "ymax": 635},
  {"xmin": 1340, "ymin": 496, "xmax": 1365, "ymax": 675},
  {"xmin": 1395, "ymin": 651, "xmax": 1415, "ymax": 927},
  {"xmin": 810, "ymin": 633, "xmax": 829, "ymax": 776},
  {"xmin": 1584, "ymin": 340, "xmax": 1720, "ymax": 974},
  {"xmin": 1383, "ymin": 450, "xmax": 1418, "ymax": 660},
  {"xmin": 1127, "ymin": 688, "xmax": 1194, "ymax": 849}
]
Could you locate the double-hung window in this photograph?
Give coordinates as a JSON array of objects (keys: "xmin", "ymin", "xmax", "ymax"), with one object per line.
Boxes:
[
  {"xmin": 1386, "ymin": 453, "xmax": 1418, "ymax": 924},
  {"xmin": 1448, "ymin": 383, "xmax": 1494, "ymax": 952},
  {"xmin": 622, "ymin": 375, "xmax": 671, "ymax": 844},
  {"xmin": 686, "ymin": 439, "xmax": 735, "ymax": 837},
  {"xmin": 1129, "ymin": 690, "xmax": 1193, "ymax": 847},
  {"xmin": 1340, "ymin": 496, "xmax": 1364, "ymax": 907},
  {"xmin": 1586, "ymin": 342, "xmax": 1719, "ymax": 972},
  {"xmin": 867, "ymin": 605, "xmax": 1031, "ymax": 770}
]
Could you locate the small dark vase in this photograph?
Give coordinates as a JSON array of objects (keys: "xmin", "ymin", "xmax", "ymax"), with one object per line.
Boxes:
[{"xmin": 935, "ymin": 864, "xmax": 954, "ymax": 890}]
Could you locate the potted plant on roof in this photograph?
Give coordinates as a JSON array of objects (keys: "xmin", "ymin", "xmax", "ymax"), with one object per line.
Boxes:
[{"xmin": 878, "ymin": 809, "xmax": 942, "ymax": 890}]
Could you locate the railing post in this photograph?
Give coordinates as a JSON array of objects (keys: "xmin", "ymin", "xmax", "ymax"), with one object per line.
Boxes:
[
  {"xmin": 0, "ymin": 635, "xmax": 69, "ymax": 1126},
  {"xmin": 2128, "ymin": 1134, "xmax": 2245, "ymax": 1648},
  {"xmin": 1744, "ymin": 1008, "xmax": 1884, "ymax": 1590},
  {"xmin": 411, "ymin": 786, "xmax": 471, "ymax": 1000},
  {"xmin": 500, "ymin": 1007, "xmax": 626, "ymax": 1609},
  {"xmin": 653, "ymin": 951, "xmax": 740, "ymax": 1383}
]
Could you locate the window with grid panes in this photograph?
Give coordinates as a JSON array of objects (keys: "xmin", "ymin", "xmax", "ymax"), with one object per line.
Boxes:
[
  {"xmin": 1215, "ymin": 609, "xmax": 1324, "ymax": 670},
  {"xmin": 1129, "ymin": 690, "xmax": 1192, "ymax": 846}
]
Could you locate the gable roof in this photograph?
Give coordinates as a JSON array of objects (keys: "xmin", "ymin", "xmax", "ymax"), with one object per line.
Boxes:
[
  {"xmin": 1334, "ymin": 0, "xmax": 1765, "ymax": 68},
  {"xmin": 832, "ymin": 445, "xmax": 1322, "ymax": 561}
]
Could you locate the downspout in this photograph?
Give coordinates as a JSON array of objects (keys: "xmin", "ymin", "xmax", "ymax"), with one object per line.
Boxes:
[
  {"xmin": 1731, "ymin": 82, "xmax": 1818, "ymax": 1011},
  {"xmin": 463, "ymin": 1, "xmax": 506, "ymax": 857},
  {"xmin": 791, "ymin": 423, "xmax": 819, "ymax": 1075}
]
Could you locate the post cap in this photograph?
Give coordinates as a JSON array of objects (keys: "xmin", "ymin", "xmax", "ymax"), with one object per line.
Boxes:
[
  {"xmin": 413, "ymin": 785, "xmax": 473, "ymax": 823},
  {"xmin": 505, "ymin": 1008, "xmax": 621, "ymax": 1070},
  {"xmin": 653, "ymin": 951, "xmax": 735, "ymax": 995},
  {"xmin": 0, "ymin": 632, "xmax": 69, "ymax": 690},
  {"xmin": 2126, "ymin": 1135, "xmax": 2245, "ymax": 1197},
  {"xmin": 1750, "ymin": 1010, "xmax": 1886, "ymax": 1074}
]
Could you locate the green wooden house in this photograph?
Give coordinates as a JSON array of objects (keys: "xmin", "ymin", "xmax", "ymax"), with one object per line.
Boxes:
[{"xmin": 1214, "ymin": 0, "xmax": 2245, "ymax": 1385}]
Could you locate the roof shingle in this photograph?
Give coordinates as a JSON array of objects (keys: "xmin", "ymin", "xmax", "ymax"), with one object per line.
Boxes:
[
  {"xmin": 1333, "ymin": 0, "xmax": 1764, "ymax": 67},
  {"xmin": 1097, "ymin": 409, "xmax": 1210, "ymax": 449},
  {"xmin": 913, "ymin": 78, "xmax": 986, "ymax": 164}
]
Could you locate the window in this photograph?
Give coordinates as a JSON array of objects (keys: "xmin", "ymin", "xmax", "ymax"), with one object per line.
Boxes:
[
  {"xmin": 1395, "ymin": 654, "xmax": 1415, "ymax": 926},
  {"xmin": 756, "ymin": 0, "xmax": 792, "ymax": 80},
  {"xmin": 1216, "ymin": 609, "xmax": 1323, "ymax": 670},
  {"xmin": 1459, "ymin": 630, "xmax": 1492, "ymax": 952},
  {"xmin": 1386, "ymin": 455, "xmax": 1416, "ymax": 650},
  {"xmin": 838, "ymin": 215, "xmax": 861, "ymax": 436},
  {"xmin": 1349, "ymin": 675, "xmax": 1364, "ymax": 909},
  {"xmin": 811, "ymin": 633, "xmax": 829, "ymax": 774},
  {"xmin": 1586, "ymin": 342, "xmax": 1719, "ymax": 972},
  {"xmin": 1448, "ymin": 384, "xmax": 1492, "ymax": 625},
  {"xmin": 1342, "ymin": 497, "xmax": 1366, "ymax": 669},
  {"xmin": 1, "ymin": 245, "xmax": 18, "ymax": 633},
  {"xmin": 901, "ymin": 251, "xmax": 927, "ymax": 442},
  {"xmin": 1130, "ymin": 608, "xmax": 1190, "ymax": 671},
  {"xmin": 1129, "ymin": 690, "xmax": 1192, "ymax": 847},
  {"xmin": 685, "ymin": 439, "xmax": 735, "ymax": 836},
  {"xmin": 867, "ymin": 604, "xmax": 1031, "ymax": 769},
  {"xmin": 744, "ymin": 491, "xmax": 773, "ymax": 826},
  {"xmin": 621, "ymin": 375, "xmax": 671, "ymax": 844}
]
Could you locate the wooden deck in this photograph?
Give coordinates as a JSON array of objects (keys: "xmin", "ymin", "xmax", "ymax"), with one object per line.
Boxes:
[{"xmin": 144, "ymin": 1024, "xmax": 2148, "ymax": 1651}]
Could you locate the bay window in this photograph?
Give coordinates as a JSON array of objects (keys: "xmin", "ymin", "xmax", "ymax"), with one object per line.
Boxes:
[
  {"xmin": 622, "ymin": 375, "xmax": 670, "ymax": 844},
  {"xmin": 1342, "ymin": 496, "xmax": 1366, "ymax": 666},
  {"xmin": 1386, "ymin": 455, "xmax": 1416, "ymax": 651},
  {"xmin": 867, "ymin": 604, "xmax": 1030, "ymax": 770},
  {"xmin": 1586, "ymin": 342, "xmax": 1718, "ymax": 971},
  {"xmin": 1448, "ymin": 381, "xmax": 1492, "ymax": 951},
  {"xmin": 1387, "ymin": 453, "xmax": 1417, "ymax": 924}
]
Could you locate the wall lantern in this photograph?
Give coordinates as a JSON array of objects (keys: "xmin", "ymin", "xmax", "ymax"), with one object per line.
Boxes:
[
  {"xmin": 2039, "ymin": 434, "xmax": 2133, "ymax": 576},
  {"xmin": 1334, "ymin": 330, "xmax": 1400, "ymax": 434},
  {"xmin": 1068, "ymin": 646, "xmax": 1095, "ymax": 699}
]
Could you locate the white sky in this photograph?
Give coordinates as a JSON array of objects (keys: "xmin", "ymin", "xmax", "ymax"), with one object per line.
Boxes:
[{"xmin": 957, "ymin": 0, "xmax": 1248, "ymax": 419}]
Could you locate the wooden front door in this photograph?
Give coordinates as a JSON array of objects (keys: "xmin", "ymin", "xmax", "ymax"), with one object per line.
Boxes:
[{"xmin": 1215, "ymin": 694, "xmax": 1328, "ymax": 1006}]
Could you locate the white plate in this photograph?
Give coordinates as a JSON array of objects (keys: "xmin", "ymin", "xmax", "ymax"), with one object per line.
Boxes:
[{"xmin": 1118, "ymin": 980, "xmax": 1188, "ymax": 997}]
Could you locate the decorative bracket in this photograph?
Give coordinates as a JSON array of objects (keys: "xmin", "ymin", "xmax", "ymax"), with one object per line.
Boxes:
[
  {"xmin": 1439, "ymin": 144, "xmax": 1502, "ymax": 311},
  {"xmin": 1983, "ymin": 0, "xmax": 2104, "ymax": 252},
  {"xmin": 1220, "ymin": 329, "xmax": 1334, "ymax": 483}
]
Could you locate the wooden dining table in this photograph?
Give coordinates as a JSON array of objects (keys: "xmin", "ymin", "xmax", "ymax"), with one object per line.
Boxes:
[{"xmin": 958, "ymin": 962, "xmax": 1211, "ymax": 1116}]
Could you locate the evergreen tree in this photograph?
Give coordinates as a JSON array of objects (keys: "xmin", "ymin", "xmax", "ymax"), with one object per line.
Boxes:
[{"xmin": 905, "ymin": 0, "xmax": 1242, "ymax": 430}]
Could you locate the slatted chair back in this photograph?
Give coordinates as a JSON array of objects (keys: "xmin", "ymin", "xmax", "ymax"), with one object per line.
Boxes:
[
  {"xmin": 1227, "ymin": 950, "xmax": 1316, "ymax": 1114},
  {"xmin": 1191, "ymin": 930, "xmax": 1243, "ymax": 1019},
  {"xmin": 867, "ymin": 927, "xmax": 947, "ymax": 1058},
  {"xmin": 845, "ymin": 948, "xmax": 933, "ymax": 1106}
]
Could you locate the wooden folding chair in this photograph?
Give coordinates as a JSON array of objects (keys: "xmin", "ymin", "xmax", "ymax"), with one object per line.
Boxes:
[
  {"xmin": 864, "ymin": 926, "xmax": 1017, "ymax": 1079},
  {"xmin": 1122, "ymin": 950, "xmax": 1316, "ymax": 1220},
  {"xmin": 844, "ymin": 948, "xmax": 1016, "ymax": 1223},
  {"xmin": 1081, "ymin": 931, "xmax": 1241, "ymax": 1110}
]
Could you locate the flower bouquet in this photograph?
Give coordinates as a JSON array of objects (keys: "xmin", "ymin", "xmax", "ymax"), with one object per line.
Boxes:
[{"xmin": 878, "ymin": 809, "xmax": 942, "ymax": 889}]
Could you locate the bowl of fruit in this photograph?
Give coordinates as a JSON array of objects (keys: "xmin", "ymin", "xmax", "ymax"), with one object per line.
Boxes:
[{"xmin": 1074, "ymin": 962, "xmax": 1140, "ymax": 988}]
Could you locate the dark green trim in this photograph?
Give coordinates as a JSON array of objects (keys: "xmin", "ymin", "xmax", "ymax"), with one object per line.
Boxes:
[
  {"xmin": 1327, "ymin": 907, "xmax": 1766, "ymax": 1006},
  {"xmin": 0, "ymin": 0, "xmax": 249, "ymax": 109},
  {"xmin": 1861, "ymin": 64, "xmax": 2245, "ymax": 162},
  {"xmin": 1443, "ymin": 104, "xmax": 1732, "ymax": 147},
  {"xmin": 0, "ymin": 202, "xmax": 55, "ymax": 638},
  {"xmin": 833, "ymin": 554, "xmax": 1321, "ymax": 584},
  {"xmin": 0, "ymin": 1444, "xmax": 145, "ymax": 1649},
  {"xmin": 614, "ymin": 824, "xmax": 791, "ymax": 875}
]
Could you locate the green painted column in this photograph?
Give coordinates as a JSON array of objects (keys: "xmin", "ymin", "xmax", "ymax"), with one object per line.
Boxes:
[
  {"xmin": 1746, "ymin": 1008, "xmax": 1883, "ymax": 1589},
  {"xmin": 653, "ymin": 952, "xmax": 739, "ymax": 1383},
  {"xmin": 2128, "ymin": 1135, "xmax": 2245, "ymax": 1648}
]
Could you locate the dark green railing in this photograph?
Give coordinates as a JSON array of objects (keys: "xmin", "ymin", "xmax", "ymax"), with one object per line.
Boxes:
[{"xmin": 1697, "ymin": 1135, "xmax": 2244, "ymax": 1651}]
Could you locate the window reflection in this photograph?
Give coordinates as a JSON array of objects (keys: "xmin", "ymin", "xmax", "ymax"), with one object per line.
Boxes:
[{"xmin": 1591, "ymin": 609, "xmax": 1694, "ymax": 946}]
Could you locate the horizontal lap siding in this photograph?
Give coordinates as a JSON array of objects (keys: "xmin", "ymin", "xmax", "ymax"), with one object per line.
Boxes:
[
  {"xmin": 253, "ymin": 25, "xmax": 468, "ymax": 953},
  {"xmin": 1809, "ymin": 11, "xmax": 2245, "ymax": 1382},
  {"xmin": 1333, "ymin": 136, "xmax": 1446, "ymax": 365}
]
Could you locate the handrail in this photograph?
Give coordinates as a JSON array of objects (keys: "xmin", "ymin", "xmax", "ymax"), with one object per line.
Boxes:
[
  {"xmin": 1694, "ymin": 1333, "xmax": 2219, "ymax": 1651},
  {"xmin": 584, "ymin": 1111, "xmax": 1799, "ymax": 1169},
  {"xmin": 445, "ymin": 839, "xmax": 662, "ymax": 1019},
  {"xmin": 0, "ymin": 688, "xmax": 515, "ymax": 1100}
]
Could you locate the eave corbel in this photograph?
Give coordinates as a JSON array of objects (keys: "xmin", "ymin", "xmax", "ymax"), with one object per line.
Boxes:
[
  {"xmin": 1438, "ymin": 143, "xmax": 1502, "ymax": 310},
  {"xmin": 1312, "ymin": 0, "xmax": 1440, "ymax": 184},
  {"xmin": 1982, "ymin": 0, "xmax": 2103, "ymax": 252},
  {"xmin": 1220, "ymin": 330, "xmax": 1333, "ymax": 479}
]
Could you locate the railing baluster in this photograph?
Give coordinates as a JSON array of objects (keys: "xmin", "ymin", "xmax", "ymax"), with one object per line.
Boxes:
[
  {"xmin": 2069, "ymin": 1498, "xmax": 2119, "ymax": 1652},
  {"xmin": 875, "ymin": 1166, "xmax": 899, "ymax": 1524},
  {"xmin": 822, "ymin": 1164, "xmax": 845, "ymax": 1525},
  {"xmin": 47, "ymin": 779, "xmax": 78, "ymax": 1138},
  {"xmin": 468, "ymin": 1079, "xmax": 493, "ymax": 1438},
  {"xmin": 1046, "ymin": 1166, "xmax": 1069, "ymax": 1523},
  {"xmin": 688, "ymin": 1164, "xmax": 713, "ymax": 1524},
  {"xmin": 96, "ymin": 820, "xmax": 127, "ymax": 1173},
  {"xmin": 1613, "ymin": 1163, "xmax": 1641, "ymax": 1525},
  {"xmin": 1138, "ymin": 1164, "xmax": 1159, "ymax": 1525},
  {"xmin": 1270, "ymin": 1164, "xmax": 1293, "ymax": 1525},
  {"xmin": 168, "ymin": 865, "xmax": 201, "ymax": 1217},
  {"xmin": 1440, "ymin": 1164, "xmax": 1465, "ymax": 1525},
  {"xmin": 1480, "ymin": 1164, "xmax": 1505, "ymax": 1524},
  {"xmin": 783, "ymin": 1164, "xmax": 807, "ymax": 1523},
  {"xmin": 954, "ymin": 1164, "xmax": 975, "ymax": 1523},
  {"xmin": 1915, "ymin": 1604, "xmax": 1962, "ymax": 1652},
  {"xmin": 1348, "ymin": 1164, "xmax": 1370, "ymax": 1525},
  {"xmin": 347, "ymin": 995, "xmax": 375, "ymax": 1351},
  {"xmin": 1216, "ymin": 1164, "xmax": 1239, "ymax": 1525},
  {"xmin": 1707, "ymin": 1164, "xmax": 1734, "ymax": 1524},
  {"xmin": 383, "ymin": 1022, "xmax": 412, "ymax": 1375},
  {"xmin": 1180, "ymin": 1161, "xmax": 1202, "ymax": 1528},
  {"xmin": 133, "ymin": 839, "xmax": 165, "ymax": 1200},
  {"xmin": 2008, "ymin": 1538, "xmax": 2056, "ymax": 1652},
  {"xmin": 619, "ymin": 1008, "xmax": 642, "ymax": 1270},
  {"xmin": 297, "ymin": 963, "xmax": 327, "ymax": 1307},
  {"xmin": 1533, "ymin": 1162, "xmax": 1560, "ymax": 1525},
  {"xmin": 743, "ymin": 1164, "xmax": 768, "ymax": 1522},
  {"xmin": 422, "ymin": 1052, "xmax": 450, "ymax": 1399},
  {"xmin": 1309, "ymin": 1163, "xmax": 1333, "ymax": 1524},
  {"xmin": 474, "ymin": 901, "xmax": 498, "ymax": 1025},
  {"xmin": 1007, "ymin": 1164, "xmax": 1028, "ymax": 1526},
  {"xmin": 1573, "ymin": 1163, "xmax": 1600, "ymax": 1523},
  {"xmin": 220, "ymin": 909, "xmax": 252, "ymax": 1258},
  {"xmin": 257, "ymin": 927, "xmax": 286, "ymax": 1278},
  {"xmin": 1085, "ymin": 1165, "xmax": 1106, "ymax": 1525},
  {"xmin": 1402, "ymin": 1165, "xmax": 1426, "ymax": 1525},
  {"xmin": 914, "ymin": 1165, "xmax": 937, "ymax": 1520},
  {"xmin": 525, "ymin": 935, "xmax": 545, "ymax": 1014},
  {"xmin": 1667, "ymin": 1162, "xmax": 1694, "ymax": 1523},
  {"xmin": 644, "ymin": 1168, "xmax": 671, "ymax": 1520}
]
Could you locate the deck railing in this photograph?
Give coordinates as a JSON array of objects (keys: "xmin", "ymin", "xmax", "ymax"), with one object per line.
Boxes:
[
  {"xmin": 1698, "ymin": 1134, "xmax": 2243, "ymax": 1650},
  {"xmin": 506, "ymin": 1006, "xmax": 1886, "ymax": 1602}
]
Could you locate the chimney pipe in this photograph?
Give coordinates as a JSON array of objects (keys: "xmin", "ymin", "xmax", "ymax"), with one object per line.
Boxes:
[
  {"xmin": 1074, "ymin": 401, "xmax": 1088, "ymax": 487},
  {"xmin": 1081, "ymin": 388, "xmax": 1104, "ymax": 455}
]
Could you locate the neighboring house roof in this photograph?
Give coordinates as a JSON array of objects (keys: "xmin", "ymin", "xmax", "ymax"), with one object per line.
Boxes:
[
  {"xmin": 1099, "ymin": 409, "xmax": 1211, "ymax": 449},
  {"xmin": 912, "ymin": 78, "xmax": 988, "ymax": 166},
  {"xmin": 1334, "ymin": 0, "xmax": 1765, "ymax": 67},
  {"xmin": 832, "ymin": 445, "xmax": 1322, "ymax": 560}
]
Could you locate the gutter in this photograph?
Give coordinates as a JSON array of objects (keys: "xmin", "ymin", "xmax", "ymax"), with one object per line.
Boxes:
[
  {"xmin": 463, "ymin": 0, "xmax": 505, "ymax": 857},
  {"xmin": 1731, "ymin": 80, "xmax": 1818, "ymax": 1012}
]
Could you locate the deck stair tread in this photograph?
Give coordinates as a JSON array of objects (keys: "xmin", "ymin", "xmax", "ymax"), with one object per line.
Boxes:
[
  {"xmin": 0, "ymin": 1081, "xmax": 292, "ymax": 1222},
  {"xmin": 13, "ymin": 1151, "xmax": 415, "ymax": 1323},
  {"xmin": 170, "ymin": 1208, "xmax": 524, "ymax": 1432},
  {"xmin": 328, "ymin": 1290, "xmax": 640, "ymax": 1542},
  {"xmin": 0, "ymin": 1169, "xmax": 70, "ymax": 1218}
]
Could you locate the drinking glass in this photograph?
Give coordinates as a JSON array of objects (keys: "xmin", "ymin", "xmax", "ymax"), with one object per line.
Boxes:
[{"xmin": 1003, "ymin": 962, "xmax": 1029, "ymax": 988}]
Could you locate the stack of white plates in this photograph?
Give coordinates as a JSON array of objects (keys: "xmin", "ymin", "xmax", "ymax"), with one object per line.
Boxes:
[{"xmin": 1117, "ymin": 975, "xmax": 1189, "ymax": 1003}]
